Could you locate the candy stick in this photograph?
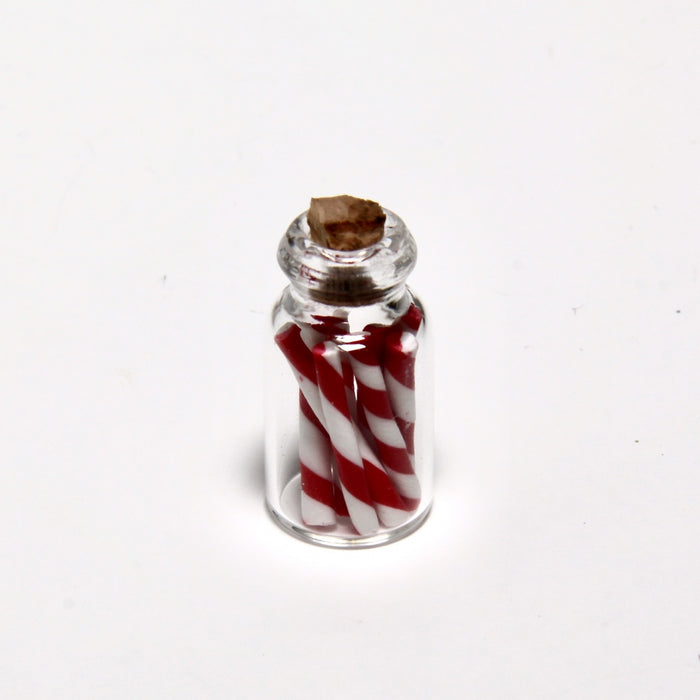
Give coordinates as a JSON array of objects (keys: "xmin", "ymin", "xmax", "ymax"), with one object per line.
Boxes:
[
  {"xmin": 275, "ymin": 324, "xmax": 341, "ymax": 524},
  {"xmin": 384, "ymin": 303, "xmax": 422, "ymax": 455},
  {"xmin": 349, "ymin": 340, "xmax": 421, "ymax": 510},
  {"xmin": 383, "ymin": 330, "xmax": 418, "ymax": 456},
  {"xmin": 299, "ymin": 393, "xmax": 336, "ymax": 525},
  {"xmin": 356, "ymin": 435, "xmax": 412, "ymax": 527},
  {"xmin": 275, "ymin": 323, "xmax": 326, "ymax": 426},
  {"xmin": 353, "ymin": 322, "xmax": 389, "ymax": 446},
  {"xmin": 300, "ymin": 317, "xmax": 350, "ymax": 518},
  {"xmin": 277, "ymin": 324, "xmax": 384, "ymax": 530},
  {"xmin": 340, "ymin": 346, "xmax": 411, "ymax": 527},
  {"xmin": 313, "ymin": 341, "xmax": 380, "ymax": 535}
]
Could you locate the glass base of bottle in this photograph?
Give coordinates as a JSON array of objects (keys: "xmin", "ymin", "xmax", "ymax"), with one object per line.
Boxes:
[{"xmin": 266, "ymin": 474, "xmax": 431, "ymax": 548}]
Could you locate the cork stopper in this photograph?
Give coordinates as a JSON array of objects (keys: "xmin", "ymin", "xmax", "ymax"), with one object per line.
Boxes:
[{"xmin": 307, "ymin": 195, "xmax": 386, "ymax": 251}]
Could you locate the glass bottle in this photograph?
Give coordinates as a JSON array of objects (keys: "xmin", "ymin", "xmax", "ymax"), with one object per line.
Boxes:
[{"xmin": 265, "ymin": 206, "xmax": 433, "ymax": 548}]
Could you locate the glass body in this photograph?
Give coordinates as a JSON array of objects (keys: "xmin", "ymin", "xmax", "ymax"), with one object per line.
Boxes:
[{"xmin": 265, "ymin": 208, "xmax": 433, "ymax": 548}]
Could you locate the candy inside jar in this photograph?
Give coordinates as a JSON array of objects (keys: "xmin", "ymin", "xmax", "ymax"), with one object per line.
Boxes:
[{"xmin": 266, "ymin": 196, "xmax": 433, "ymax": 548}]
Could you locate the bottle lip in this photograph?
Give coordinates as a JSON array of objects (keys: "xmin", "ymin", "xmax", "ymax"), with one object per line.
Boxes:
[{"xmin": 277, "ymin": 207, "xmax": 417, "ymax": 304}]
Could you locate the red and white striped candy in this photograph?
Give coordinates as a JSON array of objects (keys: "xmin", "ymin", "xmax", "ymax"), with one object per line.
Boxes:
[
  {"xmin": 349, "ymin": 339, "xmax": 421, "ymax": 510},
  {"xmin": 275, "ymin": 323, "xmax": 342, "ymax": 524},
  {"xmin": 275, "ymin": 323, "xmax": 326, "ymax": 427},
  {"xmin": 298, "ymin": 393, "xmax": 336, "ymax": 525},
  {"xmin": 299, "ymin": 318, "xmax": 351, "ymax": 518},
  {"xmin": 356, "ymin": 435, "xmax": 412, "ymax": 527},
  {"xmin": 337, "ymin": 338, "xmax": 411, "ymax": 526},
  {"xmin": 383, "ymin": 329, "xmax": 418, "ymax": 457},
  {"xmin": 385, "ymin": 302, "xmax": 422, "ymax": 454},
  {"xmin": 313, "ymin": 341, "xmax": 380, "ymax": 535}
]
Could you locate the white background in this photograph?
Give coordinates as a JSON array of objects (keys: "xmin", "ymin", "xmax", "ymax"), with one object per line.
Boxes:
[{"xmin": 2, "ymin": 1, "xmax": 699, "ymax": 697}]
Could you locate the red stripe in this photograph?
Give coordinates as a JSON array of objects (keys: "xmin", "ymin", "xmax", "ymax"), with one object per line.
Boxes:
[
  {"xmin": 356, "ymin": 404, "xmax": 374, "ymax": 444},
  {"xmin": 348, "ymin": 342, "xmax": 380, "ymax": 367},
  {"xmin": 300, "ymin": 464, "xmax": 335, "ymax": 507},
  {"xmin": 310, "ymin": 314, "xmax": 348, "ymax": 335},
  {"xmin": 362, "ymin": 323, "xmax": 390, "ymax": 343},
  {"xmin": 384, "ymin": 331, "xmax": 416, "ymax": 389},
  {"xmin": 299, "ymin": 392, "xmax": 325, "ymax": 433},
  {"xmin": 356, "ymin": 383, "xmax": 395, "ymax": 419},
  {"xmin": 401, "ymin": 303, "xmax": 423, "ymax": 332},
  {"xmin": 274, "ymin": 323, "xmax": 316, "ymax": 382},
  {"xmin": 359, "ymin": 324, "xmax": 390, "ymax": 363},
  {"xmin": 396, "ymin": 418, "xmax": 415, "ymax": 454},
  {"xmin": 401, "ymin": 496, "xmax": 420, "ymax": 510},
  {"xmin": 373, "ymin": 440, "xmax": 415, "ymax": 475},
  {"xmin": 362, "ymin": 460, "xmax": 409, "ymax": 511},
  {"xmin": 334, "ymin": 452, "xmax": 374, "ymax": 506},
  {"xmin": 333, "ymin": 480, "xmax": 349, "ymax": 516}
]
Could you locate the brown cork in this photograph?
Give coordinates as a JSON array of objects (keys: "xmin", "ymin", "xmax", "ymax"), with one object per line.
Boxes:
[{"xmin": 307, "ymin": 195, "xmax": 386, "ymax": 251}]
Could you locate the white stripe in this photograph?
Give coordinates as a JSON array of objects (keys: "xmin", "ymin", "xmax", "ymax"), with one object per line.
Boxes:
[
  {"xmin": 298, "ymin": 376, "xmax": 326, "ymax": 430},
  {"xmin": 299, "ymin": 412, "xmax": 331, "ymax": 477},
  {"xmin": 376, "ymin": 504, "xmax": 411, "ymax": 528},
  {"xmin": 357, "ymin": 428, "xmax": 412, "ymax": 516},
  {"xmin": 301, "ymin": 492, "xmax": 336, "ymax": 526},
  {"xmin": 384, "ymin": 467, "xmax": 422, "ymax": 500},
  {"xmin": 341, "ymin": 490, "xmax": 379, "ymax": 535},
  {"xmin": 320, "ymin": 342, "xmax": 343, "ymax": 374},
  {"xmin": 364, "ymin": 409, "xmax": 406, "ymax": 448},
  {"xmin": 384, "ymin": 371, "xmax": 416, "ymax": 422},
  {"xmin": 350, "ymin": 357, "xmax": 385, "ymax": 390},
  {"xmin": 299, "ymin": 325, "xmax": 324, "ymax": 350},
  {"xmin": 356, "ymin": 431, "xmax": 382, "ymax": 467},
  {"xmin": 399, "ymin": 331, "xmax": 418, "ymax": 354},
  {"xmin": 319, "ymin": 398, "xmax": 362, "ymax": 465}
]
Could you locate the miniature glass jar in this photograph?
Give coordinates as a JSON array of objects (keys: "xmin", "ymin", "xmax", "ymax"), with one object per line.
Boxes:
[{"xmin": 266, "ymin": 207, "xmax": 433, "ymax": 547}]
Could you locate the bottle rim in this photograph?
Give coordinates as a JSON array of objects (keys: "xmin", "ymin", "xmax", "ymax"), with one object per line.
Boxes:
[{"xmin": 277, "ymin": 207, "xmax": 417, "ymax": 304}]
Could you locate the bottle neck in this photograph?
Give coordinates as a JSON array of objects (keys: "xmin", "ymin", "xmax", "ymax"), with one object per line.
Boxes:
[
  {"xmin": 278, "ymin": 208, "xmax": 417, "ymax": 307},
  {"xmin": 287, "ymin": 279, "xmax": 409, "ymax": 308}
]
